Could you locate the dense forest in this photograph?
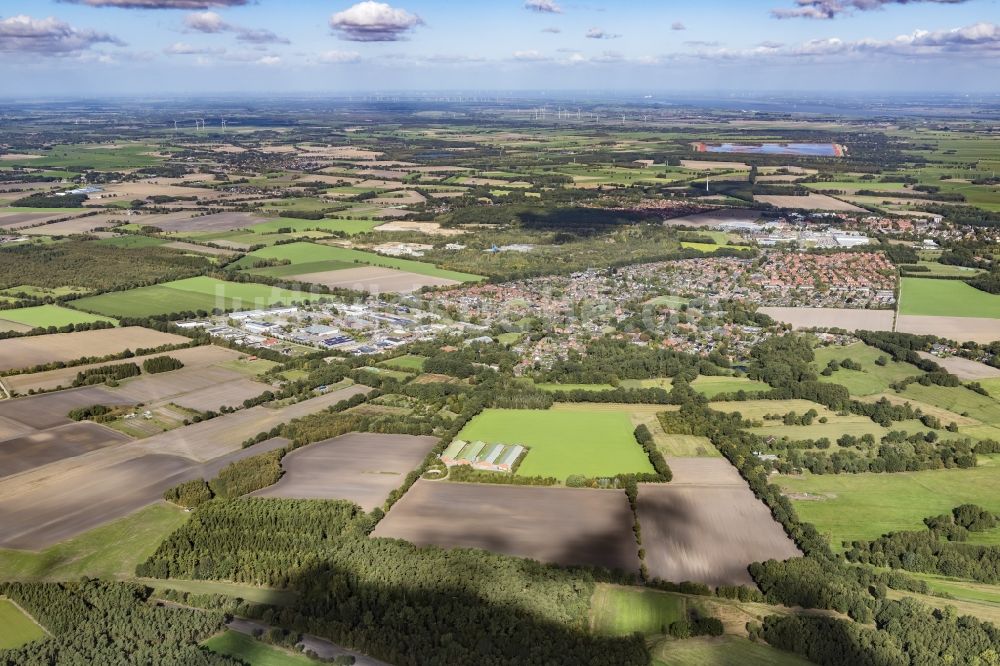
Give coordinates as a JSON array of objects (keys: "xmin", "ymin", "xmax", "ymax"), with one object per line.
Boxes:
[
  {"xmin": 0, "ymin": 580, "xmax": 236, "ymax": 665},
  {"xmin": 0, "ymin": 240, "xmax": 209, "ymax": 292},
  {"xmin": 137, "ymin": 499, "xmax": 647, "ymax": 666}
]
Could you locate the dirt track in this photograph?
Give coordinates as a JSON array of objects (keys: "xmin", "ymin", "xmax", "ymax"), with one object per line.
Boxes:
[
  {"xmin": 638, "ymin": 458, "xmax": 800, "ymax": 587},
  {"xmin": 372, "ymin": 480, "xmax": 641, "ymax": 572},
  {"xmin": 251, "ymin": 432, "xmax": 437, "ymax": 510}
]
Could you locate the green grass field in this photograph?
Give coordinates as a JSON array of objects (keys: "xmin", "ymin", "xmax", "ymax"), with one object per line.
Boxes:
[
  {"xmin": 899, "ymin": 278, "xmax": 1000, "ymax": 318},
  {"xmin": 457, "ymin": 408, "xmax": 654, "ymax": 480},
  {"xmin": 377, "ymin": 354, "xmax": 427, "ymax": 372},
  {"xmin": 203, "ymin": 631, "xmax": 319, "ymax": 666},
  {"xmin": 651, "ymin": 636, "xmax": 813, "ymax": 666},
  {"xmin": 0, "ymin": 305, "xmax": 116, "ymax": 329},
  {"xmin": 692, "ymin": 376, "xmax": 771, "ymax": 398},
  {"xmin": 232, "ymin": 241, "xmax": 483, "ymax": 282},
  {"xmin": 590, "ymin": 584, "xmax": 685, "ymax": 636},
  {"xmin": 250, "ymin": 217, "xmax": 380, "ymax": 236},
  {"xmin": 897, "ymin": 383, "xmax": 1000, "ymax": 425},
  {"xmin": 0, "ymin": 599, "xmax": 46, "ymax": 649},
  {"xmin": 711, "ymin": 399, "xmax": 841, "ymax": 421},
  {"xmin": 776, "ymin": 463, "xmax": 1000, "ymax": 549},
  {"xmin": 0, "ymin": 503, "xmax": 187, "ymax": 582},
  {"xmin": 813, "ymin": 342, "xmax": 922, "ymax": 396},
  {"xmin": 69, "ymin": 276, "xmax": 317, "ymax": 317}
]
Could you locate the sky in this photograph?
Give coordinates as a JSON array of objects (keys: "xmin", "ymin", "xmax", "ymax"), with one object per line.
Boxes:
[{"xmin": 0, "ymin": 0, "xmax": 997, "ymax": 96}]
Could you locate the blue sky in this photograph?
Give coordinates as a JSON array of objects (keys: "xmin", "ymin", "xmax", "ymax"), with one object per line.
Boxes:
[{"xmin": 0, "ymin": 0, "xmax": 997, "ymax": 95}]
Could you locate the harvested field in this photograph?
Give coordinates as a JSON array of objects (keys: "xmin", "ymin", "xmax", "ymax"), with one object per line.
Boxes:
[
  {"xmin": 372, "ymin": 220, "xmax": 464, "ymax": 236},
  {"xmin": 896, "ymin": 315, "xmax": 1000, "ymax": 344},
  {"xmin": 0, "ymin": 320, "xmax": 33, "ymax": 334},
  {"xmin": 638, "ymin": 458, "xmax": 800, "ymax": 587},
  {"xmin": 6, "ymin": 345, "xmax": 242, "ymax": 394},
  {"xmin": 0, "ymin": 211, "xmax": 75, "ymax": 228},
  {"xmin": 291, "ymin": 266, "xmax": 460, "ymax": 294},
  {"xmin": 758, "ymin": 306, "xmax": 894, "ymax": 332},
  {"xmin": 20, "ymin": 216, "xmax": 122, "ymax": 235},
  {"xmin": 917, "ymin": 352, "xmax": 1000, "ymax": 380},
  {"xmin": 251, "ymin": 432, "xmax": 438, "ymax": 510},
  {"xmin": 0, "ymin": 439, "xmax": 286, "ymax": 551},
  {"xmin": 372, "ymin": 480, "xmax": 641, "ymax": 572},
  {"xmin": 0, "ymin": 385, "xmax": 369, "ymax": 549},
  {"xmin": 150, "ymin": 212, "xmax": 265, "ymax": 232},
  {"xmin": 0, "ymin": 327, "xmax": 187, "ymax": 372},
  {"xmin": 0, "ymin": 422, "xmax": 129, "ymax": 478},
  {"xmin": 112, "ymin": 366, "xmax": 269, "ymax": 410},
  {"xmin": 0, "ymin": 386, "xmax": 133, "ymax": 430},
  {"xmin": 663, "ymin": 209, "xmax": 760, "ymax": 228},
  {"xmin": 753, "ymin": 193, "xmax": 865, "ymax": 212}
]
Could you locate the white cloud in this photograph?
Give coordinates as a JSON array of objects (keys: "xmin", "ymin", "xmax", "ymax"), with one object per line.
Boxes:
[
  {"xmin": 524, "ymin": 0, "xmax": 562, "ymax": 13},
  {"xmin": 329, "ymin": 2, "xmax": 424, "ymax": 42},
  {"xmin": 586, "ymin": 27, "xmax": 620, "ymax": 39},
  {"xmin": 0, "ymin": 14, "xmax": 124, "ymax": 55},
  {"xmin": 183, "ymin": 11, "xmax": 289, "ymax": 44},
  {"xmin": 541, "ymin": 26, "xmax": 561, "ymax": 34},
  {"xmin": 671, "ymin": 21, "xmax": 686, "ymax": 31}
]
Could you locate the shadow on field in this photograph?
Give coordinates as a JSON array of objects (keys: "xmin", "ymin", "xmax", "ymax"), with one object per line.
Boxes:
[{"xmin": 250, "ymin": 553, "xmax": 650, "ymax": 666}]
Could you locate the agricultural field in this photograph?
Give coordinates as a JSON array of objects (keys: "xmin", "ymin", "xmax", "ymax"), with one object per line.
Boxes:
[
  {"xmin": 0, "ymin": 503, "xmax": 188, "ymax": 582},
  {"xmin": 251, "ymin": 433, "xmax": 438, "ymax": 510},
  {"xmin": 372, "ymin": 480, "xmax": 641, "ymax": 572},
  {"xmin": 70, "ymin": 276, "xmax": 317, "ymax": 318},
  {"xmin": 5, "ymin": 344, "xmax": 245, "ymax": 395},
  {"xmin": 758, "ymin": 307, "xmax": 895, "ymax": 333},
  {"xmin": 457, "ymin": 408, "xmax": 655, "ymax": 480},
  {"xmin": 232, "ymin": 241, "xmax": 483, "ymax": 283},
  {"xmin": 776, "ymin": 462, "xmax": 1000, "ymax": 548},
  {"xmin": 898, "ymin": 278, "xmax": 1000, "ymax": 319},
  {"xmin": 0, "ymin": 326, "xmax": 186, "ymax": 372},
  {"xmin": 0, "ymin": 386, "xmax": 368, "ymax": 549},
  {"xmin": 895, "ymin": 314, "xmax": 1000, "ymax": 344},
  {"xmin": 0, "ymin": 599, "xmax": 46, "ymax": 649},
  {"xmin": 638, "ymin": 458, "xmax": 800, "ymax": 586},
  {"xmin": 0, "ymin": 304, "xmax": 116, "ymax": 331}
]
